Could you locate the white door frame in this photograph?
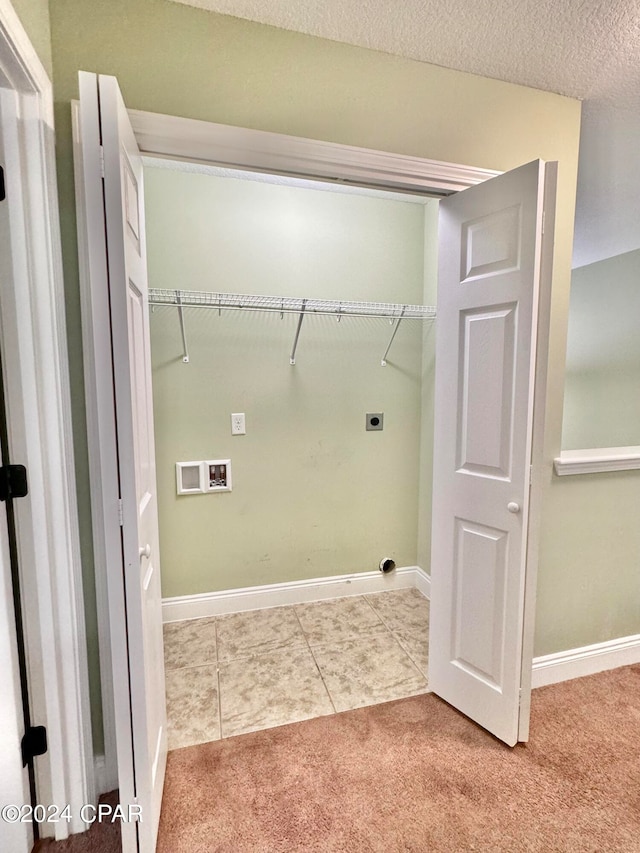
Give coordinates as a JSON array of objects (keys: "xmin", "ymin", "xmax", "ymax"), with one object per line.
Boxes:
[
  {"xmin": 0, "ymin": 1, "xmax": 93, "ymax": 840},
  {"xmin": 78, "ymin": 102, "xmax": 505, "ymax": 782},
  {"xmin": 129, "ymin": 108, "xmax": 499, "ymax": 194}
]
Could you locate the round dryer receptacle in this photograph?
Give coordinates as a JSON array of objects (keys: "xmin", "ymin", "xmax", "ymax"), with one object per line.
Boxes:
[{"xmin": 379, "ymin": 557, "xmax": 396, "ymax": 574}]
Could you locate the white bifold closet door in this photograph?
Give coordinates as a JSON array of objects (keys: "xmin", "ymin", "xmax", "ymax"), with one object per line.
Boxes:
[
  {"xmin": 429, "ymin": 160, "xmax": 556, "ymax": 746},
  {"xmin": 77, "ymin": 72, "xmax": 167, "ymax": 853}
]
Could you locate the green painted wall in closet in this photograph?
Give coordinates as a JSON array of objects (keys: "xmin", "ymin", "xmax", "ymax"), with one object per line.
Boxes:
[{"xmin": 146, "ymin": 167, "xmax": 431, "ymax": 595}]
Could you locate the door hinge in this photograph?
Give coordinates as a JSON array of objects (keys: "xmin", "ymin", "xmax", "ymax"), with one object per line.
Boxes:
[
  {"xmin": 0, "ymin": 465, "xmax": 28, "ymax": 501},
  {"xmin": 542, "ymin": 211, "xmax": 546, "ymax": 235},
  {"xmin": 21, "ymin": 725, "xmax": 47, "ymax": 766},
  {"xmin": 99, "ymin": 145, "xmax": 105, "ymax": 179},
  {"xmin": 0, "ymin": 165, "xmax": 5, "ymax": 201},
  {"xmin": 118, "ymin": 498, "xmax": 124, "ymax": 526}
]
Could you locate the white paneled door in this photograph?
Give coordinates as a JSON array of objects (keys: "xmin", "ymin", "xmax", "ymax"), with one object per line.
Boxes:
[
  {"xmin": 78, "ymin": 73, "xmax": 167, "ymax": 852},
  {"xmin": 429, "ymin": 160, "xmax": 556, "ymax": 746}
]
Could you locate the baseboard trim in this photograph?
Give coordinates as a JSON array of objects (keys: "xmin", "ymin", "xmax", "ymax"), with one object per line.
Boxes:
[
  {"xmin": 163, "ymin": 566, "xmax": 430, "ymax": 622},
  {"xmin": 93, "ymin": 754, "xmax": 118, "ymax": 798},
  {"xmin": 414, "ymin": 567, "xmax": 431, "ymax": 600},
  {"xmin": 532, "ymin": 633, "xmax": 640, "ymax": 688}
]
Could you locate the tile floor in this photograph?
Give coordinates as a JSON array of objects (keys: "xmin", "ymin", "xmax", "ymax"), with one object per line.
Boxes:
[{"xmin": 163, "ymin": 588, "xmax": 430, "ymax": 749}]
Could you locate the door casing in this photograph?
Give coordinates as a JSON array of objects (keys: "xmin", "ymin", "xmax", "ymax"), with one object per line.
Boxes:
[{"xmin": 0, "ymin": 0, "xmax": 92, "ymax": 841}]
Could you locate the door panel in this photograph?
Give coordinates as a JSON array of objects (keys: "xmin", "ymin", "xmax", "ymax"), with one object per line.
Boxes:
[
  {"xmin": 100, "ymin": 74, "xmax": 167, "ymax": 850},
  {"xmin": 78, "ymin": 72, "xmax": 167, "ymax": 852},
  {"xmin": 461, "ymin": 204, "xmax": 522, "ymax": 280},
  {"xmin": 452, "ymin": 518, "xmax": 508, "ymax": 686},
  {"xmin": 457, "ymin": 303, "xmax": 516, "ymax": 478},
  {"xmin": 430, "ymin": 160, "xmax": 555, "ymax": 746}
]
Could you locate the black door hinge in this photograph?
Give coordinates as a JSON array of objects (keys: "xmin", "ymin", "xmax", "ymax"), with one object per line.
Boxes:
[
  {"xmin": 0, "ymin": 165, "xmax": 5, "ymax": 201},
  {"xmin": 21, "ymin": 726, "xmax": 47, "ymax": 766},
  {"xmin": 0, "ymin": 465, "xmax": 28, "ymax": 501}
]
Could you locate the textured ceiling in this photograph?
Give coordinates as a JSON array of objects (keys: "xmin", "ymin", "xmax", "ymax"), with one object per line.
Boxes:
[
  {"xmin": 173, "ymin": 0, "xmax": 640, "ymax": 266},
  {"xmin": 173, "ymin": 0, "xmax": 639, "ymax": 103}
]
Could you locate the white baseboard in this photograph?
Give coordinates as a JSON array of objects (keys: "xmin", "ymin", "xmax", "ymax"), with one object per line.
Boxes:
[
  {"xmin": 93, "ymin": 754, "xmax": 118, "ymax": 798},
  {"xmin": 532, "ymin": 633, "xmax": 640, "ymax": 688},
  {"xmin": 163, "ymin": 566, "xmax": 430, "ymax": 622},
  {"xmin": 414, "ymin": 568, "xmax": 431, "ymax": 599}
]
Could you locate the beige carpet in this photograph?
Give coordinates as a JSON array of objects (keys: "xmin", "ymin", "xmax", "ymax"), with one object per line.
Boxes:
[
  {"xmin": 33, "ymin": 792, "xmax": 120, "ymax": 852},
  {"xmin": 37, "ymin": 665, "xmax": 640, "ymax": 852}
]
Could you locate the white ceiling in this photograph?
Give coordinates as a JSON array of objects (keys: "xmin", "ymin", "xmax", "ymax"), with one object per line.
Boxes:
[{"xmin": 173, "ymin": 0, "xmax": 640, "ymax": 268}]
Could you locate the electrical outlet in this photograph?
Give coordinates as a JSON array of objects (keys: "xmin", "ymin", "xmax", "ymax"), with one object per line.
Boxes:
[{"xmin": 231, "ymin": 413, "xmax": 246, "ymax": 435}]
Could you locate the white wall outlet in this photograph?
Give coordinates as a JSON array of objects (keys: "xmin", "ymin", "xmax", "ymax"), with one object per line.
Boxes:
[{"xmin": 231, "ymin": 413, "xmax": 246, "ymax": 435}]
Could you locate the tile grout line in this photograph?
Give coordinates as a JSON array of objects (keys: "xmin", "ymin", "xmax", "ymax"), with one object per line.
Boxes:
[
  {"xmin": 292, "ymin": 603, "xmax": 338, "ymax": 716},
  {"xmin": 216, "ymin": 603, "xmax": 337, "ymax": 738},
  {"xmin": 214, "ymin": 616, "xmax": 225, "ymax": 740},
  {"xmin": 363, "ymin": 599, "xmax": 428, "ymax": 687},
  {"xmin": 302, "ymin": 593, "xmax": 428, "ymax": 710},
  {"xmin": 162, "ymin": 620, "xmax": 223, "ymax": 751},
  {"xmin": 363, "ymin": 593, "xmax": 430, "ymax": 683},
  {"xmin": 215, "ymin": 604, "xmax": 309, "ymax": 664},
  {"xmin": 164, "ymin": 660, "xmax": 217, "ymax": 673},
  {"xmin": 388, "ymin": 630, "xmax": 429, "ymax": 687}
]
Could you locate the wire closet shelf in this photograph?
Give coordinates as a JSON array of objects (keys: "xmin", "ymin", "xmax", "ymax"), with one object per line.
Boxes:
[{"xmin": 148, "ymin": 288, "xmax": 437, "ymax": 366}]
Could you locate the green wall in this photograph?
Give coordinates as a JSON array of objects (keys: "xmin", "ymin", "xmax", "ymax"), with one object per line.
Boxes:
[
  {"xmin": 416, "ymin": 202, "xmax": 439, "ymax": 571},
  {"xmin": 46, "ymin": 0, "xmax": 593, "ymax": 751},
  {"xmin": 540, "ymin": 248, "xmax": 640, "ymax": 654},
  {"xmin": 146, "ymin": 166, "xmax": 428, "ymax": 595},
  {"xmin": 562, "ymin": 249, "xmax": 640, "ymax": 449},
  {"xmin": 535, "ymin": 471, "xmax": 640, "ymax": 651},
  {"xmin": 9, "ymin": 0, "xmax": 52, "ymax": 75}
]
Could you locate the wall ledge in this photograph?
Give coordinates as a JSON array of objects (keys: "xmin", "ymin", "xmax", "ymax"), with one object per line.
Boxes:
[
  {"xmin": 162, "ymin": 566, "xmax": 430, "ymax": 622},
  {"xmin": 554, "ymin": 446, "xmax": 640, "ymax": 475}
]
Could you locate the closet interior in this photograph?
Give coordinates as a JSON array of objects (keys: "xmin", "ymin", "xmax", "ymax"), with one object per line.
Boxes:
[{"xmin": 144, "ymin": 159, "xmax": 440, "ymax": 747}]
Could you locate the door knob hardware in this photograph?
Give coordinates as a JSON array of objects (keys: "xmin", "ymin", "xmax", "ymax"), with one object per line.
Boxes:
[
  {"xmin": 139, "ymin": 543, "xmax": 152, "ymax": 560},
  {"xmin": 507, "ymin": 502, "xmax": 521, "ymax": 514}
]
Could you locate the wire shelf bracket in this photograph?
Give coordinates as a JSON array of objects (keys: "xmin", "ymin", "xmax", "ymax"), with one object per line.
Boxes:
[
  {"xmin": 148, "ymin": 288, "xmax": 436, "ymax": 366},
  {"xmin": 381, "ymin": 306, "xmax": 407, "ymax": 367},
  {"xmin": 290, "ymin": 299, "xmax": 307, "ymax": 365},
  {"xmin": 176, "ymin": 291, "xmax": 190, "ymax": 363}
]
